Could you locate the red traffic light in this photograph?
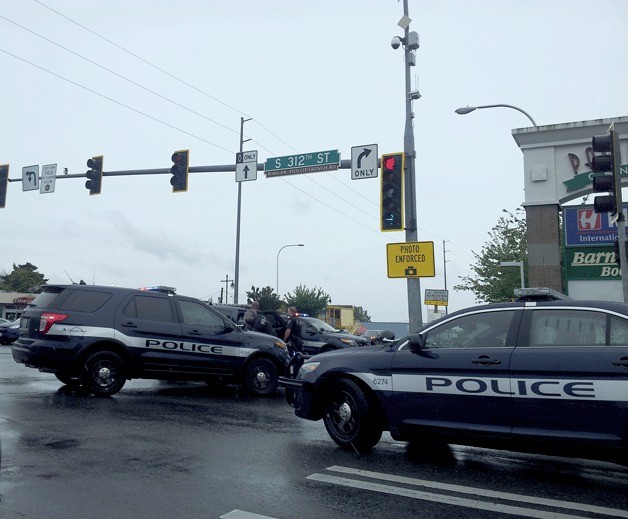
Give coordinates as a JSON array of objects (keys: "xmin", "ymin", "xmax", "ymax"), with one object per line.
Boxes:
[{"xmin": 383, "ymin": 156, "xmax": 397, "ymax": 171}]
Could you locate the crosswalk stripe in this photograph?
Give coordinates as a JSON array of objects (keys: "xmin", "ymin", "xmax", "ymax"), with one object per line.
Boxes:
[{"xmin": 326, "ymin": 465, "xmax": 628, "ymax": 518}]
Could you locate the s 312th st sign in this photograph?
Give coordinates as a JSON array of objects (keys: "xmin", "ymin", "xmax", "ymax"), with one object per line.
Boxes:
[{"xmin": 264, "ymin": 150, "xmax": 340, "ymax": 178}]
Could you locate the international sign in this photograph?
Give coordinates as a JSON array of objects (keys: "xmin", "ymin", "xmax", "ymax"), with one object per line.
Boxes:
[
  {"xmin": 564, "ymin": 204, "xmax": 628, "ymax": 247},
  {"xmin": 425, "ymin": 289, "xmax": 448, "ymax": 306},
  {"xmin": 386, "ymin": 241, "xmax": 435, "ymax": 278},
  {"xmin": 264, "ymin": 150, "xmax": 340, "ymax": 177}
]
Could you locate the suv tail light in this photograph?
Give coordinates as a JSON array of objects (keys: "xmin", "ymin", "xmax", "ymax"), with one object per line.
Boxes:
[{"xmin": 39, "ymin": 312, "xmax": 69, "ymax": 334}]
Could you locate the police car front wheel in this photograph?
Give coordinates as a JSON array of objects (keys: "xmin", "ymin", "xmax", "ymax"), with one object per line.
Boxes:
[
  {"xmin": 81, "ymin": 351, "xmax": 127, "ymax": 397},
  {"xmin": 244, "ymin": 358, "xmax": 278, "ymax": 396},
  {"xmin": 322, "ymin": 379, "xmax": 383, "ymax": 452}
]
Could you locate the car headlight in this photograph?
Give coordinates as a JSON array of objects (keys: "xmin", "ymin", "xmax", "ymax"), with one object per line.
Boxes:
[
  {"xmin": 299, "ymin": 362, "xmax": 320, "ymax": 375},
  {"xmin": 274, "ymin": 340, "xmax": 288, "ymax": 351},
  {"xmin": 340, "ymin": 338, "xmax": 356, "ymax": 345}
]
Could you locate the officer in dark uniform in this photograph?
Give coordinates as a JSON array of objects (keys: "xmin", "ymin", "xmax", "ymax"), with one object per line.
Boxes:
[{"xmin": 283, "ymin": 306, "xmax": 303, "ymax": 354}]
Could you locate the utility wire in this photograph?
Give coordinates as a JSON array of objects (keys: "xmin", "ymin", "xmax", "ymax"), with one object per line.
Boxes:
[
  {"xmin": 0, "ymin": 13, "xmax": 241, "ymax": 138},
  {"xmin": 23, "ymin": 1, "xmax": 475, "ymax": 252},
  {"xmin": 0, "ymin": 48, "xmax": 234, "ymax": 154}
]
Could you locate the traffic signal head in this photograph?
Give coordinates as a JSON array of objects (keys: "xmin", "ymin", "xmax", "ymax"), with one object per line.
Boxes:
[
  {"xmin": 590, "ymin": 130, "xmax": 619, "ymax": 215},
  {"xmin": 85, "ymin": 155, "xmax": 103, "ymax": 195},
  {"xmin": 0, "ymin": 164, "xmax": 8, "ymax": 209},
  {"xmin": 380, "ymin": 152, "xmax": 405, "ymax": 231},
  {"xmin": 170, "ymin": 150, "xmax": 189, "ymax": 193}
]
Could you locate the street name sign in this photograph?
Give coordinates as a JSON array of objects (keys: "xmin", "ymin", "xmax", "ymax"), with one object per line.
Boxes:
[
  {"xmin": 351, "ymin": 144, "xmax": 378, "ymax": 179},
  {"xmin": 235, "ymin": 150, "xmax": 257, "ymax": 182},
  {"xmin": 40, "ymin": 164, "xmax": 57, "ymax": 194},
  {"xmin": 264, "ymin": 149, "xmax": 340, "ymax": 178},
  {"xmin": 22, "ymin": 165, "xmax": 39, "ymax": 191},
  {"xmin": 386, "ymin": 241, "xmax": 435, "ymax": 278},
  {"xmin": 425, "ymin": 289, "xmax": 449, "ymax": 306}
]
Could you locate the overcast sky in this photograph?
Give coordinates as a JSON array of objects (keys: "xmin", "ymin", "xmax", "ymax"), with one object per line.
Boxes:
[{"xmin": 1, "ymin": 0, "xmax": 627, "ymax": 322}]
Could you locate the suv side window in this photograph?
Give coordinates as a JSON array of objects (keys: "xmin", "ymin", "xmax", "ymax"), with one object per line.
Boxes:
[
  {"xmin": 610, "ymin": 315, "xmax": 628, "ymax": 345},
  {"xmin": 424, "ymin": 310, "xmax": 515, "ymax": 349},
  {"xmin": 59, "ymin": 290, "xmax": 112, "ymax": 312},
  {"xmin": 529, "ymin": 309, "xmax": 606, "ymax": 346},
  {"xmin": 123, "ymin": 295, "xmax": 175, "ymax": 323},
  {"xmin": 179, "ymin": 300, "xmax": 226, "ymax": 329}
]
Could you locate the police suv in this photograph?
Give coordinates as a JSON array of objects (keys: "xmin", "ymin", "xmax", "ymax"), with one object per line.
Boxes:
[
  {"xmin": 12, "ymin": 285, "xmax": 290, "ymax": 396},
  {"xmin": 280, "ymin": 291, "xmax": 628, "ymax": 462},
  {"xmin": 298, "ymin": 316, "xmax": 369, "ymax": 354}
]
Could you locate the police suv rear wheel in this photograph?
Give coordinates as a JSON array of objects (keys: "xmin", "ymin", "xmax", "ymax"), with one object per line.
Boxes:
[
  {"xmin": 81, "ymin": 351, "xmax": 127, "ymax": 396},
  {"xmin": 244, "ymin": 358, "xmax": 278, "ymax": 396},
  {"xmin": 323, "ymin": 379, "xmax": 382, "ymax": 452}
]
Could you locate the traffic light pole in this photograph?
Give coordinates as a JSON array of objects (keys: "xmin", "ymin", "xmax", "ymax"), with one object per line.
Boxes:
[
  {"xmin": 609, "ymin": 127, "xmax": 628, "ymax": 302},
  {"xmin": 401, "ymin": 0, "xmax": 423, "ymax": 330}
]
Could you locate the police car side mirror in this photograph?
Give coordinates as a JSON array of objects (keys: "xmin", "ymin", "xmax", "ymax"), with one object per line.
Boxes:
[{"xmin": 407, "ymin": 334, "xmax": 426, "ymax": 352}]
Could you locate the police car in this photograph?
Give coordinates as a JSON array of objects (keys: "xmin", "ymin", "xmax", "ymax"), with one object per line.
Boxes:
[
  {"xmin": 279, "ymin": 290, "xmax": 628, "ymax": 462},
  {"xmin": 12, "ymin": 284, "xmax": 290, "ymax": 396}
]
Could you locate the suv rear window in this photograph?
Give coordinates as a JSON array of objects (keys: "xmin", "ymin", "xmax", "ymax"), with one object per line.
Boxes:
[{"xmin": 28, "ymin": 286, "xmax": 65, "ymax": 308}]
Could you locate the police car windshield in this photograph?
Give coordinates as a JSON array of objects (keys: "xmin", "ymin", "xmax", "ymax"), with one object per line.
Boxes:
[{"xmin": 302, "ymin": 317, "xmax": 338, "ymax": 333}]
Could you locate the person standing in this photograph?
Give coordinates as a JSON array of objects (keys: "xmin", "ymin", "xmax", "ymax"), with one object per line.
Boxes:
[
  {"xmin": 243, "ymin": 301, "xmax": 260, "ymax": 331},
  {"xmin": 284, "ymin": 306, "xmax": 303, "ymax": 353}
]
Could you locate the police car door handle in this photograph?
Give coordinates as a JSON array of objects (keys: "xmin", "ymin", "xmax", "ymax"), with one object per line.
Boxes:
[
  {"xmin": 612, "ymin": 357, "xmax": 628, "ymax": 368},
  {"xmin": 121, "ymin": 321, "xmax": 138, "ymax": 328},
  {"xmin": 471, "ymin": 355, "xmax": 501, "ymax": 365}
]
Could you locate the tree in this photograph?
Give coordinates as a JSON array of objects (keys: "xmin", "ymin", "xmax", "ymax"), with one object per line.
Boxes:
[
  {"xmin": 353, "ymin": 306, "xmax": 371, "ymax": 322},
  {"xmin": 245, "ymin": 286, "xmax": 283, "ymax": 311},
  {"xmin": 0, "ymin": 262, "xmax": 48, "ymax": 293},
  {"xmin": 284, "ymin": 284, "xmax": 331, "ymax": 317},
  {"xmin": 454, "ymin": 209, "xmax": 527, "ymax": 303}
]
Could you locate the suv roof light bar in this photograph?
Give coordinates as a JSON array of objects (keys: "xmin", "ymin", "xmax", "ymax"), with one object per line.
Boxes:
[
  {"xmin": 514, "ymin": 287, "xmax": 571, "ymax": 302},
  {"xmin": 139, "ymin": 286, "xmax": 177, "ymax": 294}
]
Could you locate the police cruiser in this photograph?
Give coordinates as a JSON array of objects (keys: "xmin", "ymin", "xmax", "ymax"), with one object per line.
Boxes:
[
  {"xmin": 279, "ymin": 290, "xmax": 628, "ymax": 463},
  {"xmin": 12, "ymin": 284, "xmax": 290, "ymax": 396}
]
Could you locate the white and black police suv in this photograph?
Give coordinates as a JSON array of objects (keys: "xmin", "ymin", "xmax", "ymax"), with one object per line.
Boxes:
[
  {"xmin": 12, "ymin": 284, "xmax": 290, "ymax": 396},
  {"xmin": 280, "ymin": 290, "xmax": 628, "ymax": 463}
]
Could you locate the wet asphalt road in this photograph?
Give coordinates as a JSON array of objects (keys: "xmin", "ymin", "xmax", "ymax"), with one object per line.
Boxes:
[{"xmin": 0, "ymin": 347, "xmax": 627, "ymax": 519}]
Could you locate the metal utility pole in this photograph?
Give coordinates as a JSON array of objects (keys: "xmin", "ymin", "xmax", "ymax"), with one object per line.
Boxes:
[
  {"xmin": 399, "ymin": 0, "xmax": 422, "ymax": 331},
  {"xmin": 233, "ymin": 117, "xmax": 251, "ymax": 304}
]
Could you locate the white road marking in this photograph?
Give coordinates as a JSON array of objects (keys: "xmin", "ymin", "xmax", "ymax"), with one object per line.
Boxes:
[
  {"xmin": 304, "ymin": 467, "xmax": 627, "ymax": 518},
  {"xmin": 220, "ymin": 511, "xmax": 276, "ymax": 519},
  {"xmin": 326, "ymin": 465, "xmax": 628, "ymax": 517}
]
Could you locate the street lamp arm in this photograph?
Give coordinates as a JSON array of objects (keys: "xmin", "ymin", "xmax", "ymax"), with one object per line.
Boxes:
[
  {"xmin": 455, "ymin": 104, "xmax": 537, "ymax": 127},
  {"xmin": 276, "ymin": 244, "xmax": 304, "ymax": 294}
]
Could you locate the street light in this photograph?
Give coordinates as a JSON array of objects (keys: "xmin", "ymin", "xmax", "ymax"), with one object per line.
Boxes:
[
  {"xmin": 500, "ymin": 261, "xmax": 525, "ymax": 289},
  {"xmin": 455, "ymin": 104, "xmax": 538, "ymax": 127},
  {"xmin": 276, "ymin": 244, "xmax": 304, "ymax": 294}
]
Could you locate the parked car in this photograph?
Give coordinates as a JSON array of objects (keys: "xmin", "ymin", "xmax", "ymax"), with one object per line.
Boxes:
[
  {"xmin": 211, "ymin": 304, "xmax": 287, "ymax": 338},
  {"xmin": 13, "ymin": 285, "xmax": 290, "ymax": 396},
  {"xmin": 0, "ymin": 319, "xmax": 20, "ymax": 345},
  {"xmin": 280, "ymin": 291, "xmax": 628, "ymax": 463},
  {"xmin": 297, "ymin": 316, "xmax": 369, "ymax": 354}
]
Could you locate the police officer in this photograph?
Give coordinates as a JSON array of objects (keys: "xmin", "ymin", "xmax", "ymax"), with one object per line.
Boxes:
[
  {"xmin": 284, "ymin": 306, "xmax": 303, "ymax": 353},
  {"xmin": 243, "ymin": 301, "xmax": 260, "ymax": 331}
]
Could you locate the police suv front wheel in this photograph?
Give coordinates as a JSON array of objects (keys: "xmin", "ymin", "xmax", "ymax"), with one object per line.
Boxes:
[
  {"xmin": 81, "ymin": 351, "xmax": 127, "ymax": 396},
  {"xmin": 323, "ymin": 379, "xmax": 383, "ymax": 452},
  {"xmin": 244, "ymin": 358, "xmax": 278, "ymax": 396}
]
